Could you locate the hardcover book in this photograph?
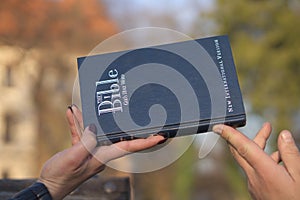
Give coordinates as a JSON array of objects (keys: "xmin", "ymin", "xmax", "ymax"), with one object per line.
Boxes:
[{"xmin": 77, "ymin": 35, "xmax": 246, "ymax": 145}]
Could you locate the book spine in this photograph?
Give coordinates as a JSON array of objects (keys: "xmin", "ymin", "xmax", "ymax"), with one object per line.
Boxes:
[{"xmin": 96, "ymin": 114, "xmax": 246, "ymax": 146}]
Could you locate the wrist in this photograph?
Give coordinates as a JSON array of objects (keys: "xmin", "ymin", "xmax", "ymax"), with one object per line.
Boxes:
[
  {"xmin": 31, "ymin": 182, "xmax": 52, "ymax": 200},
  {"xmin": 38, "ymin": 178, "xmax": 73, "ymax": 200},
  {"xmin": 37, "ymin": 179, "xmax": 62, "ymax": 200},
  {"xmin": 10, "ymin": 181, "xmax": 52, "ymax": 200}
]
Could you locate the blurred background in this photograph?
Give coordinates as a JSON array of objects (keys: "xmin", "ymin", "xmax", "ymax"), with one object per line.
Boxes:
[{"xmin": 0, "ymin": 0, "xmax": 299, "ymax": 199}]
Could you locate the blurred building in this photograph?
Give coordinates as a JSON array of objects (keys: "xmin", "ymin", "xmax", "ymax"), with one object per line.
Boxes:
[
  {"xmin": 0, "ymin": 46, "xmax": 39, "ymax": 178},
  {"xmin": 0, "ymin": 0, "xmax": 119, "ymax": 179}
]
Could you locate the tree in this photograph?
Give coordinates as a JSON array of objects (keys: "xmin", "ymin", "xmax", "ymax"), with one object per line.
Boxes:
[
  {"xmin": 202, "ymin": 1, "xmax": 300, "ymax": 199},
  {"xmin": 211, "ymin": 0, "xmax": 300, "ymax": 133},
  {"xmin": 0, "ymin": 0, "xmax": 117, "ymax": 50},
  {"xmin": 0, "ymin": 0, "xmax": 118, "ymax": 169}
]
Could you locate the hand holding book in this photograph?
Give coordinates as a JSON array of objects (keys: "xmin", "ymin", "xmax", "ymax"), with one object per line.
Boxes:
[
  {"xmin": 36, "ymin": 105, "xmax": 165, "ymax": 200},
  {"xmin": 213, "ymin": 123, "xmax": 300, "ymax": 200},
  {"xmin": 11, "ymin": 106, "xmax": 299, "ymax": 200},
  {"xmin": 66, "ymin": 104, "xmax": 165, "ymax": 161}
]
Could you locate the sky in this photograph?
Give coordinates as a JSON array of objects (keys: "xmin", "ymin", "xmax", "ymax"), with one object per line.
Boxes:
[{"xmin": 102, "ymin": 0, "xmax": 215, "ymax": 35}]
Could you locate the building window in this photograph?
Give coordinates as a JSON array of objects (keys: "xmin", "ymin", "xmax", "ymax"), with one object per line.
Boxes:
[
  {"xmin": 3, "ymin": 114, "xmax": 13, "ymax": 143},
  {"xmin": 2, "ymin": 170, "xmax": 9, "ymax": 179},
  {"xmin": 4, "ymin": 65, "xmax": 13, "ymax": 87}
]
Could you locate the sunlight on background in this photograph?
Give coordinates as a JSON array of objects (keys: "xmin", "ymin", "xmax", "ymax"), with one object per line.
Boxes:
[{"xmin": 0, "ymin": 0, "xmax": 299, "ymax": 199}]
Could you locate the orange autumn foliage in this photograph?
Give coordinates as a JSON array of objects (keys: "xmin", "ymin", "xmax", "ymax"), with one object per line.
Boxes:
[{"xmin": 0, "ymin": 0, "xmax": 118, "ymax": 51}]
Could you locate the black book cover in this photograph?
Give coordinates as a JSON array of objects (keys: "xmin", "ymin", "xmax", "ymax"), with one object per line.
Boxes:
[{"xmin": 77, "ymin": 35, "xmax": 246, "ymax": 145}]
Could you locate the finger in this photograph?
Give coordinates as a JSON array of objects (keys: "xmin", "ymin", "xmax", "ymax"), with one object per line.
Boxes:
[
  {"xmin": 92, "ymin": 135, "xmax": 165, "ymax": 164},
  {"xmin": 66, "ymin": 106, "xmax": 81, "ymax": 145},
  {"xmin": 69, "ymin": 125, "xmax": 97, "ymax": 166},
  {"xmin": 116, "ymin": 135, "xmax": 165, "ymax": 152},
  {"xmin": 270, "ymin": 151, "xmax": 281, "ymax": 163},
  {"xmin": 277, "ymin": 130, "xmax": 300, "ymax": 179},
  {"xmin": 228, "ymin": 145, "xmax": 252, "ymax": 173},
  {"xmin": 71, "ymin": 104, "xmax": 84, "ymax": 131},
  {"xmin": 253, "ymin": 122, "xmax": 272, "ymax": 150},
  {"xmin": 213, "ymin": 124, "xmax": 276, "ymax": 171}
]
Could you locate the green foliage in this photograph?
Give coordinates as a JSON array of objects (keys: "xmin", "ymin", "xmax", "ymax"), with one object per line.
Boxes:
[
  {"xmin": 212, "ymin": 0, "xmax": 300, "ymax": 131},
  {"xmin": 172, "ymin": 146, "xmax": 196, "ymax": 200},
  {"xmin": 225, "ymin": 152, "xmax": 251, "ymax": 200},
  {"xmin": 200, "ymin": 1, "xmax": 300, "ymax": 199}
]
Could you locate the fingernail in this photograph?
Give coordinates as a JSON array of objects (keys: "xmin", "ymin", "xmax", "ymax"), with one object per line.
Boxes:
[
  {"xmin": 281, "ymin": 130, "xmax": 293, "ymax": 143},
  {"xmin": 88, "ymin": 124, "xmax": 97, "ymax": 134},
  {"xmin": 71, "ymin": 104, "xmax": 79, "ymax": 109},
  {"xmin": 67, "ymin": 105, "xmax": 74, "ymax": 113},
  {"xmin": 212, "ymin": 124, "xmax": 223, "ymax": 134}
]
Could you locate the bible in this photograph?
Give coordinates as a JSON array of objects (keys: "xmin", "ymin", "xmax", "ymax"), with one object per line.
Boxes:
[{"xmin": 77, "ymin": 35, "xmax": 246, "ymax": 145}]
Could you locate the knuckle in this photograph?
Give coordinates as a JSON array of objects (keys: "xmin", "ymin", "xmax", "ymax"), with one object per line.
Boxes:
[
  {"xmin": 223, "ymin": 131, "xmax": 232, "ymax": 142},
  {"xmin": 238, "ymin": 145, "xmax": 249, "ymax": 157},
  {"xmin": 121, "ymin": 141, "xmax": 132, "ymax": 152},
  {"xmin": 283, "ymin": 147, "xmax": 300, "ymax": 157}
]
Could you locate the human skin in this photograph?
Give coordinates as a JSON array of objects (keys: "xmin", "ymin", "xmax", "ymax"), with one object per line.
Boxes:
[
  {"xmin": 38, "ymin": 105, "xmax": 165, "ymax": 200},
  {"xmin": 213, "ymin": 122, "xmax": 300, "ymax": 200}
]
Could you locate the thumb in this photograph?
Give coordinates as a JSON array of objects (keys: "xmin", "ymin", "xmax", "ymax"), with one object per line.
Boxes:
[{"xmin": 278, "ymin": 130, "xmax": 300, "ymax": 179}]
